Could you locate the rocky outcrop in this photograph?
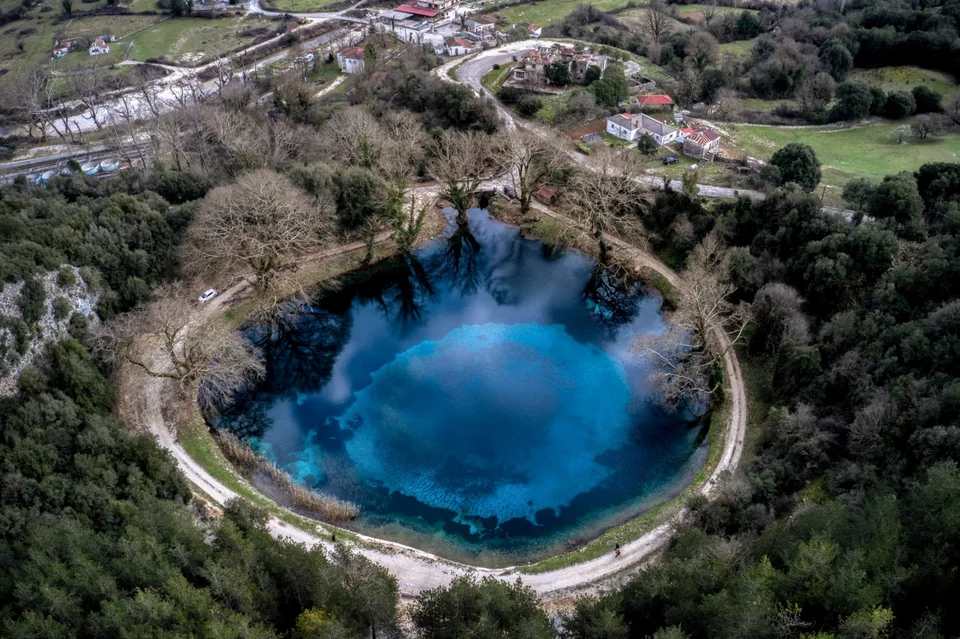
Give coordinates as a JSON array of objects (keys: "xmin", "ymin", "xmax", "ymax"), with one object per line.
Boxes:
[{"xmin": 0, "ymin": 266, "xmax": 100, "ymax": 397}]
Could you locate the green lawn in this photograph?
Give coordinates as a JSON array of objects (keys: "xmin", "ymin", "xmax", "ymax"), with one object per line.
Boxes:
[
  {"xmin": 261, "ymin": 0, "xmax": 344, "ymax": 12},
  {"xmin": 497, "ymin": 0, "xmax": 634, "ymax": 27},
  {"xmin": 125, "ymin": 15, "xmax": 278, "ymax": 64},
  {"xmin": 847, "ymin": 66, "xmax": 958, "ymax": 100},
  {"xmin": 64, "ymin": 13, "xmax": 165, "ymax": 40},
  {"xmin": 618, "ymin": 7, "xmax": 690, "ymax": 35},
  {"xmin": 308, "ymin": 58, "xmax": 341, "ymax": 84},
  {"xmin": 126, "ymin": 0, "xmax": 160, "ymax": 10},
  {"xmin": 481, "ymin": 62, "xmax": 513, "ymax": 93},
  {"xmin": 727, "ymin": 121, "xmax": 960, "ymax": 186},
  {"xmin": 719, "ymin": 38, "xmax": 754, "ymax": 57},
  {"xmin": 674, "ymin": 3, "xmax": 757, "ymax": 14},
  {"xmin": 740, "ymin": 97, "xmax": 793, "ymax": 113}
]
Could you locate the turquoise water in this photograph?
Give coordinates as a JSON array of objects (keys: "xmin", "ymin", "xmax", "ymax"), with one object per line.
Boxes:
[{"xmin": 216, "ymin": 210, "xmax": 706, "ymax": 566}]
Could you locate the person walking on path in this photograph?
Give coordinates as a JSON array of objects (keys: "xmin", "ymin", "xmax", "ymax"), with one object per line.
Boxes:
[{"xmin": 615, "ymin": 543, "xmax": 621, "ymax": 558}]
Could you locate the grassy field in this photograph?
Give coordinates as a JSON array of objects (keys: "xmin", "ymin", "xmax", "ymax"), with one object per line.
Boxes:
[
  {"xmin": 719, "ymin": 38, "xmax": 754, "ymax": 57},
  {"xmin": 126, "ymin": 0, "xmax": 160, "ymax": 9},
  {"xmin": 740, "ymin": 97, "xmax": 794, "ymax": 112},
  {"xmin": 674, "ymin": 3, "xmax": 757, "ymax": 15},
  {"xmin": 125, "ymin": 15, "xmax": 278, "ymax": 63},
  {"xmin": 262, "ymin": 0, "xmax": 344, "ymax": 12},
  {"xmin": 481, "ymin": 62, "xmax": 513, "ymax": 93},
  {"xmin": 497, "ymin": 0, "xmax": 634, "ymax": 27},
  {"xmin": 847, "ymin": 66, "xmax": 958, "ymax": 99},
  {"xmin": 618, "ymin": 6, "xmax": 690, "ymax": 35},
  {"xmin": 63, "ymin": 13, "xmax": 165, "ymax": 39},
  {"xmin": 726, "ymin": 120, "xmax": 960, "ymax": 185}
]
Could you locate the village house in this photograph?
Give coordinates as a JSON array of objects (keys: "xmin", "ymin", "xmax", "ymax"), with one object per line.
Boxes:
[
  {"xmin": 465, "ymin": 15, "xmax": 497, "ymax": 33},
  {"xmin": 438, "ymin": 36, "xmax": 476, "ymax": 56},
  {"xmin": 682, "ymin": 128, "xmax": 722, "ymax": 161},
  {"xmin": 336, "ymin": 46, "xmax": 366, "ymax": 74},
  {"xmin": 414, "ymin": 0, "xmax": 453, "ymax": 11},
  {"xmin": 53, "ymin": 42, "xmax": 71, "ymax": 58},
  {"xmin": 89, "ymin": 38, "xmax": 110, "ymax": 56},
  {"xmin": 606, "ymin": 112, "xmax": 679, "ymax": 146},
  {"xmin": 632, "ymin": 94, "xmax": 674, "ymax": 110},
  {"xmin": 527, "ymin": 24, "xmax": 542, "ymax": 38}
]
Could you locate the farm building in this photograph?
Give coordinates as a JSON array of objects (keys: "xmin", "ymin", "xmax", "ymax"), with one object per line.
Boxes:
[{"xmin": 683, "ymin": 129, "xmax": 722, "ymax": 161}]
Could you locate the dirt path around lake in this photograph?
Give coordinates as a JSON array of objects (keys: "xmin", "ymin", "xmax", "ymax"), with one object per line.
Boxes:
[{"xmin": 119, "ymin": 193, "xmax": 748, "ymax": 602}]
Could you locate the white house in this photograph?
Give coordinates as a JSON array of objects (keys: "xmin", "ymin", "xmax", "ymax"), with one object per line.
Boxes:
[
  {"xmin": 336, "ymin": 46, "xmax": 366, "ymax": 74},
  {"xmin": 606, "ymin": 112, "xmax": 678, "ymax": 145},
  {"xmin": 89, "ymin": 38, "xmax": 110, "ymax": 56},
  {"xmin": 442, "ymin": 36, "xmax": 476, "ymax": 56},
  {"xmin": 527, "ymin": 24, "xmax": 542, "ymax": 38},
  {"xmin": 465, "ymin": 15, "xmax": 496, "ymax": 33}
]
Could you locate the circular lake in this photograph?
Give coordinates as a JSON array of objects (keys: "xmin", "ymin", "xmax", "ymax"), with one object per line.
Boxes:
[{"xmin": 214, "ymin": 210, "xmax": 707, "ymax": 566}]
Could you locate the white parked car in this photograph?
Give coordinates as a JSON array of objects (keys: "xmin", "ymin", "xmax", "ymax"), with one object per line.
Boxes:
[{"xmin": 198, "ymin": 289, "xmax": 218, "ymax": 304}]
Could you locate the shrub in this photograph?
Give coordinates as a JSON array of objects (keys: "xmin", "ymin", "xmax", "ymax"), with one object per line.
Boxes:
[
  {"xmin": 912, "ymin": 85, "xmax": 942, "ymax": 113},
  {"xmin": 52, "ymin": 296, "xmax": 71, "ymax": 321},
  {"xmin": 498, "ymin": 85, "xmax": 524, "ymax": 104},
  {"xmin": 770, "ymin": 143, "xmax": 821, "ymax": 192},
  {"xmin": 885, "ymin": 91, "xmax": 917, "ymax": 119},
  {"xmin": 637, "ymin": 133, "xmax": 658, "ymax": 155},
  {"xmin": 18, "ymin": 277, "xmax": 46, "ymax": 324},
  {"xmin": 517, "ymin": 94, "xmax": 543, "ymax": 117},
  {"xmin": 57, "ymin": 266, "xmax": 76, "ymax": 288}
]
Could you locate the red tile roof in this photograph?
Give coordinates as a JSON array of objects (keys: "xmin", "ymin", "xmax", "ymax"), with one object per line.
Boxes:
[
  {"xmin": 536, "ymin": 186, "xmax": 557, "ymax": 199},
  {"xmin": 681, "ymin": 127, "xmax": 695, "ymax": 134},
  {"xmin": 687, "ymin": 129, "xmax": 721, "ymax": 145},
  {"xmin": 636, "ymin": 94, "xmax": 673, "ymax": 106},
  {"xmin": 395, "ymin": 3, "xmax": 439, "ymax": 16},
  {"xmin": 338, "ymin": 46, "xmax": 365, "ymax": 60}
]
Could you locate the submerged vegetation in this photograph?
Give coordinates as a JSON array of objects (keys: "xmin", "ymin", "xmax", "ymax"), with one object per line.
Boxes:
[{"xmin": 215, "ymin": 430, "xmax": 361, "ymax": 523}]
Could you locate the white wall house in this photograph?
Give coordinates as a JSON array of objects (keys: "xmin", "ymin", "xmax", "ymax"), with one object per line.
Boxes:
[
  {"xmin": 336, "ymin": 46, "xmax": 366, "ymax": 74},
  {"xmin": 605, "ymin": 112, "xmax": 678, "ymax": 145},
  {"xmin": 89, "ymin": 38, "xmax": 110, "ymax": 56}
]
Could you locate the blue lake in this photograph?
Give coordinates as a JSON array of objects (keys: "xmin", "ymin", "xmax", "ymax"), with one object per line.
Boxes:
[{"xmin": 215, "ymin": 210, "xmax": 707, "ymax": 566}]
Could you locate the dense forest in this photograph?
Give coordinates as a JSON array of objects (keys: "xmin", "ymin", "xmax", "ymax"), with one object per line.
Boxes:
[
  {"xmin": 3, "ymin": 156, "xmax": 960, "ymax": 639},
  {"xmin": 561, "ymin": 163, "xmax": 960, "ymax": 638}
]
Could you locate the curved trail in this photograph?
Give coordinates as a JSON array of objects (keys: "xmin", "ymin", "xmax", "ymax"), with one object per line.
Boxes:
[{"xmin": 123, "ymin": 196, "xmax": 749, "ymax": 600}]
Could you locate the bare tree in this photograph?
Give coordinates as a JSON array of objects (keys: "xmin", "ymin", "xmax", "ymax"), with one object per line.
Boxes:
[
  {"xmin": 183, "ymin": 169, "xmax": 334, "ymax": 289},
  {"xmin": 67, "ymin": 61, "xmax": 108, "ymax": 132},
  {"xmin": 430, "ymin": 130, "xmax": 496, "ymax": 225},
  {"xmin": 751, "ymin": 282, "xmax": 809, "ymax": 353},
  {"xmin": 564, "ymin": 148, "xmax": 649, "ymax": 264},
  {"xmin": 498, "ymin": 129, "xmax": 567, "ymax": 217},
  {"xmin": 949, "ymin": 95, "xmax": 960, "ymax": 124},
  {"xmin": 685, "ymin": 31, "xmax": 719, "ymax": 71},
  {"xmin": 796, "ymin": 72, "xmax": 836, "ymax": 113},
  {"xmin": 639, "ymin": 233, "xmax": 750, "ymax": 407},
  {"xmin": 643, "ymin": 0, "xmax": 673, "ymax": 45},
  {"xmin": 322, "ymin": 106, "xmax": 386, "ymax": 168},
  {"xmin": 100, "ymin": 284, "xmax": 264, "ymax": 404},
  {"xmin": 913, "ymin": 114, "xmax": 940, "ymax": 139},
  {"xmin": 3, "ymin": 68, "xmax": 52, "ymax": 141}
]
